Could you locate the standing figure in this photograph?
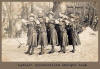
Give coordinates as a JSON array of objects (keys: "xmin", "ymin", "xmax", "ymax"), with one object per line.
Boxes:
[
  {"xmin": 38, "ymin": 17, "xmax": 48, "ymax": 55},
  {"xmin": 25, "ymin": 15, "xmax": 37, "ymax": 55},
  {"xmin": 55, "ymin": 13, "xmax": 65, "ymax": 46},
  {"xmin": 59, "ymin": 20, "xmax": 68, "ymax": 53},
  {"xmin": 48, "ymin": 20, "xmax": 58, "ymax": 54},
  {"xmin": 45, "ymin": 11, "xmax": 54, "ymax": 44},
  {"xmin": 66, "ymin": 23, "xmax": 80, "ymax": 53},
  {"xmin": 55, "ymin": 20, "xmax": 61, "ymax": 46},
  {"xmin": 92, "ymin": 16, "xmax": 98, "ymax": 31}
]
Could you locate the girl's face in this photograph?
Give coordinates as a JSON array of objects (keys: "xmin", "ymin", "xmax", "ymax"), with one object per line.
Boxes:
[
  {"xmin": 48, "ymin": 14, "xmax": 53, "ymax": 19},
  {"xmin": 59, "ymin": 18, "xmax": 63, "ymax": 22},
  {"xmin": 29, "ymin": 17, "xmax": 34, "ymax": 22},
  {"xmin": 39, "ymin": 18, "xmax": 44, "ymax": 23}
]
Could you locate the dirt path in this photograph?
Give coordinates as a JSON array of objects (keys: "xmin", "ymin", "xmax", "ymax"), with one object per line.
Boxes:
[{"xmin": 2, "ymin": 27, "xmax": 98, "ymax": 62}]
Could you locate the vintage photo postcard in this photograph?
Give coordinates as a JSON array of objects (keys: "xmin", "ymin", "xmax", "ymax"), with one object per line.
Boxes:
[{"xmin": 0, "ymin": 0, "xmax": 100, "ymax": 69}]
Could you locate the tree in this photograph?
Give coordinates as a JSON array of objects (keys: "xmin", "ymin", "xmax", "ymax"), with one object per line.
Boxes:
[
  {"xmin": 21, "ymin": 3, "xmax": 27, "ymax": 19},
  {"xmin": 52, "ymin": 0, "xmax": 67, "ymax": 18},
  {"xmin": 7, "ymin": 2, "xmax": 13, "ymax": 38}
]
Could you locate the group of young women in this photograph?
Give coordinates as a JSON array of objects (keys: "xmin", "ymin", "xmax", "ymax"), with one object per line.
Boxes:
[{"xmin": 25, "ymin": 12, "xmax": 81, "ymax": 55}]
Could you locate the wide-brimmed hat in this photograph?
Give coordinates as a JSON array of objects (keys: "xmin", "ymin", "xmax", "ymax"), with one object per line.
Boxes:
[
  {"xmin": 59, "ymin": 13, "xmax": 64, "ymax": 18},
  {"xmin": 70, "ymin": 18, "xmax": 75, "ymax": 22},
  {"xmin": 29, "ymin": 13, "xmax": 35, "ymax": 18},
  {"xmin": 70, "ymin": 14, "xmax": 76, "ymax": 18},
  {"xmin": 48, "ymin": 11, "xmax": 54, "ymax": 15},
  {"xmin": 64, "ymin": 16, "xmax": 69, "ymax": 19},
  {"xmin": 59, "ymin": 18, "xmax": 63, "ymax": 22}
]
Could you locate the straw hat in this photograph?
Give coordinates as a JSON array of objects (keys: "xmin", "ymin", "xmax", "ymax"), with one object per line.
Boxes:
[
  {"xmin": 70, "ymin": 18, "xmax": 75, "ymax": 22},
  {"xmin": 29, "ymin": 13, "xmax": 35, "ymax": 18},
  {"xmin": 48, "ymin": 11, "xmax": 54, "ymax": 16},
  {"xmin": 70, "ymin": 14, "xmax": 76, "ymax": 18}
]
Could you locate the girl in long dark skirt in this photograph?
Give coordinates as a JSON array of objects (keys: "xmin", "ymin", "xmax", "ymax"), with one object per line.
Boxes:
[
  {"xmin": 66, "ymin": 23, "xmax": 80, "ymax": 53},
  {"xmin": 25, "ymin": 15, "xmax": 37, "ymax": 55},
  {"xmin": 48, "ymin": 20, "xmax": 58, "ymax": 54},
  {"xmin": 25, "ymin": 23, "xmax": 37, "ymax": 55},
  {"xmin": 38, "ymin": 17, "xmax": 48, "ymax": 55},
  {"xmin": 59, "ymin": 20, "xmax": 68, "ymax": 53}
]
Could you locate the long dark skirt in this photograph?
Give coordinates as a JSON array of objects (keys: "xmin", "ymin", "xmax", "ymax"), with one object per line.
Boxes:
[
  {"xmin": 67, "ymin": 27, "xmax": 80, "ymax": 46},
  {"xmin": 55, "ymin": 24, "xmax": 61, "ymax": 45},
  {"xmin": 72, "ymin": 31, "xmax": 81, "ymax": 45},
  {"xmin": 50, "ymin": 29, "xmax": 58, "ymax": 46},
  {"xmin": 27, "ymin": 32, "xmax": 37, "ymax": 47},
  {"xmin": 61, "ymin": 31, "xmax": 69, "ymax": 46},
  {"xmin": 46, "ymin": 23, "xmax": 51, "ymax": 44},
  {"xmin": 38, "ymin": 32, "xmax": 48, "ymax": 46},
  {"xmin": 47, "ymin": 29, "xmax": 51, "ymax": 44}
]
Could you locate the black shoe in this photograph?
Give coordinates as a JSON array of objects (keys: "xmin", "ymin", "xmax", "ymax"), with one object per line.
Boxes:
[
  {"xmin": 62, "ymin": 51, "xmax": 66, "ymax": 53},
  {"xmin": 48, "ymin": 50, "xmax": 55, "ymax": 54},
  {"xmin": 25, "ymin": 51, "xmax": 29, "ymax": 54},
  {"xmin": 58, "ymin": 50, "xmax": 63, "ymax": 52},
  {"xmin": 29, "ymin": 52, "xmax": 34, "ymax": 55},
  {"xmin": 39, "ymin": 52, "xmax": 44, "ymax": 55},
  {"xmin": 29, "ymin": 53, "xmax": 33, "ymax": 55},
  {"xmin": 56, "ymin": 44, "xmax": 59, "ymax": 46},
  {"xmin": 70, "ymin": 50, "xmax": 75, "ymax": 53}
]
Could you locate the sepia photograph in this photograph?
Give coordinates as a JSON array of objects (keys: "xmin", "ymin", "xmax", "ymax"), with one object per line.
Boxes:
[{"xmin": 2, "ymin": 0, "xmax": 99, "ymax": 62}]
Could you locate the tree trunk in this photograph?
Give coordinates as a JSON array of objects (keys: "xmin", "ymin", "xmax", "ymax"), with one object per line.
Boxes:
[
  {"xmin": 52, "ymin": 0, "xmax": 67, "ymax": 18},
  {"xmin": 8, "ymin": 2, "xmax": 13, "ymax": 38}
]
